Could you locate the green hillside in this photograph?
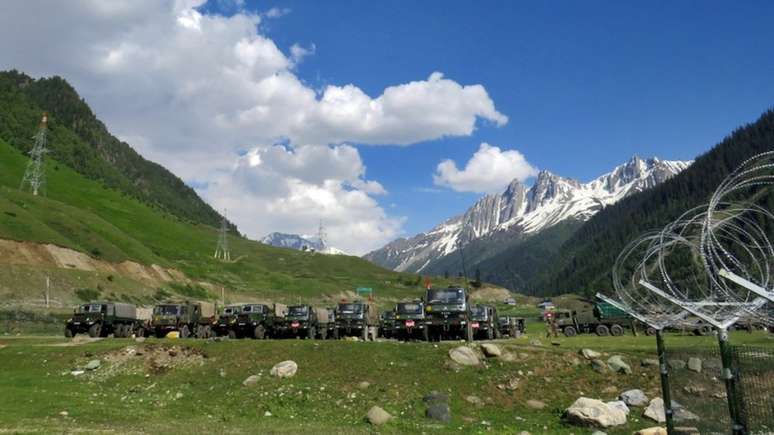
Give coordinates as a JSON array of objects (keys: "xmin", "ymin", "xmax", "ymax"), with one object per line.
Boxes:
[
  {"xmin": 0, "ymin": 137, "xmax": 443, "ymax": 308},
  {"xmin": 528, "ymin": 108, "xmax": 774, "ymax": 297}
]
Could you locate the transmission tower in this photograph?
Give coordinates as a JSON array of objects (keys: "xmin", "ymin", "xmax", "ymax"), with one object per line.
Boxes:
[
  {"xmin": 20, "ymin": 113, "xmax": 49, "ymax": 196},
  {"xmin": 214, "ymin": 209, "xmax": 231, "ymax": 261},
  {"xmin": 317, "ymin": 220, "xmax": 327, "ymax": 251}
]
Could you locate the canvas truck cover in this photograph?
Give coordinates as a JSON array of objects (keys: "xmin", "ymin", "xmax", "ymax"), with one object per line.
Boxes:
[
  {"xmin": 199, "ymin": 302, "xmax": 216, "ymax": 318},
  {"xmin": 112, "ymin": 302, "xmax": 138, "ymax": 320},
  {"xmin": 273, "ymin": 303, "xmax": 288, "ymax": 317},
  {"xmin": 136, "ymin": 307, "xmax": 153, "ymax": 321},
  {"xmin": 594, "ymin": 302, "xmax": 629, "ymax": 319},
  {"xmin": 314, "ymin": 307, "xmax": 330, "ymax": 323}
]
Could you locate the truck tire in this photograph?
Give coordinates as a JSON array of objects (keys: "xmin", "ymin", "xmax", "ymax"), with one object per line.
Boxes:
[
  {"xmin": 180, "ymin": 325, "xmax": 190, "ymax": 339},
  {"xmin": 645, "ymin": 327, "xmax": 657, "ymax": 336},
  {"xmin": 697, "ymin": 325, "xmax": 712, "ymax": 336},
  {"xmin": 113, "ymin": 325, "xmax": 123, "ymax": 338},
  {"xmin": 610, "ymin": 324, "xmax": 625, "ymax": 337},
  {"xmin": 563, "ymin": 326, "xmax": 577, "ymax": 337},
  {"xmin": 228, "ymin": 329, "xmax": 237, "ymax": 339},
  {"xmin": 422, "ymin": 327, "xmax": 429, "ymax": 342},
  {"xmin": 595, "ymin": 325, "xmax": 610, "ymax": 337},
  {"xmin": 254, "ymin": 325, "xmax": 266, "ymax": 339},
  {"xmin": 333, "ymin": 328, "xmax": 340, "ymax": 340},
  {"xmin": 135, "ymin": 326, "xmax": 145, "ymax": 338},
  {"xmin": 65, "ymin": 327, "xmax": 74, "ymax": 338},
  {"xmin": 155, "ymin": 329, "xmax": 166, "ymax": 339},
  {"xmin": 88, "ymin": 323, "xmax": 102, "ymax": 338}
]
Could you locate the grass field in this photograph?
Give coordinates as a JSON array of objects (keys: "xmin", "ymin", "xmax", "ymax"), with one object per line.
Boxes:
[{"xmin": 1, "ymin": 328, "xmax": 771, "ymax": 434}]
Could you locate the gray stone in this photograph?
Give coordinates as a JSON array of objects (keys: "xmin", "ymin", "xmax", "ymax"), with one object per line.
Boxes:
[
  {"xmin": 366, "ymin": 406, "xmax": 392, "ymax": 425},
  {"xmin": 668, "ymin": 359, "xmax": 686, "ymax": 370},
  {"xmin": 423, "ymin": 391, "xmax": 449, "ymax": 403},
  {"xmin": 465, "ymin": 395, "xmax": 484, "ymax": 407},
  {"xmin": 620, "ymin": 389, "xmax": 649, "ymax": 407},
  {"xmin": 358, "ymin": 381, "xmax": 371, "ymax": 390},
  {"xmin": 641, "ymin": 358, "xmax": 660, "ymax": 367},
  {"xmin": 242, "ymin": 375, "xmax": 259, "ymax": 386},
  {"xmin": 448, "ymin": 346, "xmax": 480, "ymax": 366},
  {"xmin": 84, "ymin": 359, "xmax": 100, "ymax": 371},
  {"xmin": 480, "ymin": 343, "xmax": 502, "ymax": 357},
  {"xmin": 607, "ymin": 355, "xmax": 632, "ymax": 374},
  {"xmin": 270, "ymin": 360, "xmax": 298, "ymax": 378},
  {"xmin": 673, "ymin": 427, "xmax": 701, "ymax": 435},
  {"xmin": 643, "ymin": 398, "xmax": 666, "ymax": 423},
  {"xmin": 673, "ymin": 407, "xmax": 700, "ymax": 422},
  {"xmin": 687, "ymin": 357, "xmax": 702, "ymax": 373},
  {"xmin": 606, "ymin": 400, "xmax": 630, "ymax": 416},
  {"xmin": 526, "ymin": 399, "xmax": 546, "ymax": 410},
  {"xmin": 581, "ymin": 348, "xmax": 601, "ymax": 360},
  {"xmin": 564, "ymin": 397, "xmax": 627, "ymax": 428},
  {"xmin": 135, "ymin": 337, "xmax": 146, "ymax": 343},
  {"xmin": 591, "ymin": 431, "xmax": 608, "ymax": 435},
  {"xmin": 426, "ymin": 402, "xmax": 451, "ymax": 423},
  {"xmin": 635, "ymin": 428, "xmax": 667, "ymax": 435},
  {"xmin": 591, "ymin": 359, "xmax": 608, "ymax": 373}
]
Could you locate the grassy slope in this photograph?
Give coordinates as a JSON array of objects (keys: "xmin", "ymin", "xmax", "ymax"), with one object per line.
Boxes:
[
  {"xmin": 1, "ymin": 330, "xmax": 771, "ymax": 434},
  {"xmin": 0, "ymin": 138, "xmax": 446, "ymax": 306}
]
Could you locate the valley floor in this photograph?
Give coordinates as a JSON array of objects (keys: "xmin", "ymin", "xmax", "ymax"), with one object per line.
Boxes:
[{"xmin": 1, "ymin": 327, "xmax": 772, "ymax": 434}]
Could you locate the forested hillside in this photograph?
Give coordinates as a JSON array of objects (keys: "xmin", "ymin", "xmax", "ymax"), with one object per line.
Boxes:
[
  {"xmin": 529, "ymin": 109, "xmax": 774, "ymax": 296},
  {"xmin": 0, "ymin": 70, "xmax": 233, "ymax": 231}
]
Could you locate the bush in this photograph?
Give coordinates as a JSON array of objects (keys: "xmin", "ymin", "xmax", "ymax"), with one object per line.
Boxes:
[{"xmin": 74, "ymin": 287, "xmax": 101, "ymax": 302}]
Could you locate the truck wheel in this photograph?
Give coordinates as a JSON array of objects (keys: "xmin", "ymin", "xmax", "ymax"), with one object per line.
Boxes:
[
  {"xmin": 135, "ymin": 327, "xmax": 145, "ymax": 338},
  {"xmin": 180, "ymin": 325, "xmax": 190, "ymax": 338},
  {"xmin": 698, "ymin": 325, "xmax": 712, "ymax": 336},
  {"xmin": 333, "ymin": 328, "xmax": 340, "ymax": 340},
  {"xmin": 645, "ymin": 327, "xmax": 657, "ymax": 336},
  {"xmin": 595, "ymin": 325, "xmax": 610, "ymax": 337},
  {"xmin": 155, "ymin": 329, "xmax": 166, "ymax": 339},
  {"xmin": 228, "ymin": 329, "xmax": 237, "ymax": 339},
  {"xmin": 88, "ymin": 323, "xmax": 102, "ymax": 338},
  {"xmin": 254, "ymin": 325, "xmax": 266, "ymax": 340},
  {"xmin": 422, "ymin": 327, "xmax": 429, "ymax": 342},
  {"xmin": 113, "ymin": 325, "xmax": 122, "ymax": 338},
  {"xmin": 610, "ymin": 324, "xmax": 625, "ymax": 337},
  {"xmin": 65, "ymin": 327, "xmax": 74, "ymax": 338},
  {"xmin": 563, "ymin": 326, "xmax": 577, "ymax": 337}
]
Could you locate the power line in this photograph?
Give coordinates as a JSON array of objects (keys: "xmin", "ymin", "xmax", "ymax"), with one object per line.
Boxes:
[
  {"xmin": 20, "ymin": 113, "xmax": 49, "ymax": 196},
  {"xmin": 214, "ymin": 209, "xmax": 231, "ymax": 261}
]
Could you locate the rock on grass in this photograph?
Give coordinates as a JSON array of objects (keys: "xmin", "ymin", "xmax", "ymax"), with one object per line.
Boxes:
[{"xmin": 366, "ymin": 406, "xmax": 392, "ymax": 425}]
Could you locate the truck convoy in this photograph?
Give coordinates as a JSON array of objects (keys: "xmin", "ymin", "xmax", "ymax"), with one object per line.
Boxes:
[
  {"xmin": 424, "ymin": 286, "xmax": 473, "ymax": 342},
  {"xmin": 393, "ymin": 301, "xmax": 427, "ymax": 341},
  {"xmin": 334, "ymin": 300, "xmax": 378, "ymax": 340},
  {"xmin": 151, "ymin": 301, "xmax": 216, "ymax": 339},
  {"xmin": 65, "ymin": 301, "xmax": 150, "ymax": 338}
]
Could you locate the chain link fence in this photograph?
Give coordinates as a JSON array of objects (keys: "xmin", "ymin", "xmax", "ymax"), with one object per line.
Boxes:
[{"xmin": 729, "ymin": 345, "xmax": 774, "ymax": 433}]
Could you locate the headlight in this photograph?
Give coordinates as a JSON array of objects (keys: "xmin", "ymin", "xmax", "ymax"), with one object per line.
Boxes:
[
  {"xmin": 230, "ymin": 319, "xmax": 236, "ymax": 324},
  {"xmin": 66, "ymin": 318, "xmax": 72, "ymax": 323}
]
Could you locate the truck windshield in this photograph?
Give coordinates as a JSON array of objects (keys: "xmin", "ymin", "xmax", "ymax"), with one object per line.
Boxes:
[
  {"xmin": 337, "ymin": 304, "xmax": 363, "ymax": 314},
  {"xmin": 154, "ymin": 305, "xmax": 180, "ymax": 315},
  {"xmin": 426, "ymin": 289, "xmax": 465, "ymax": 304},
  {"xmin": 79, "ymin": 304, "xmax": 104, "ymax": 313},
  {"xmin": 243, "ymin": 305, "xmax": 265, "ymax": 314},
  {"xmin": 397, "ymin": 303, "xmax": 422, "ymax": 314},
  {"xmin": 223, "ymin": 306, "xmax": 241, "ymax": 315},
  {"xmin": 471, "ymin": 306, "xmax": 487, "ymax": 319},
  {"xmin": 288, "ymin": 306, "xmax": 308, "ymax": 316}
]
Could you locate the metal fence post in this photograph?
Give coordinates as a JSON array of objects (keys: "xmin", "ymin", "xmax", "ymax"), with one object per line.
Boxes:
[
  {"xmin": 656, "ymin": 329, "xmax": 675, "ymax": 434},
  {"xmin": 718, "ymin": 328, "xmax": 746, "ymax": 434}
]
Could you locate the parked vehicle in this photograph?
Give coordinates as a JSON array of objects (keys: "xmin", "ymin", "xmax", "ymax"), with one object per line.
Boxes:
[
  {"xmin": 151, "ymin": 301, "xmax": 216, "ymax": 338},
  {"xmin": 334, "ymin": 300, "xmax": 378, "ymax": 340},
  {"xmin": 554, "ymin": 302, "xmax": 635, "ymax": 337},
  {"xmin": 233, "ymin": 304, "xmax": 280, "ymax": 339},
  {"xmin": 424, "ymin": 286, "xmax": 473, "ymax": 341},
  {"xmin": 497, "ymin": 316, "xmax": 525, "ymax": 337},
  {"xmin": 470, "ymin": 304, "xmax": 501, "ymax": 340},
  {"xmin": 277, "ymin": 305, "xmax": 318, "ymax": 339},
  {"xmin": 393, "ymin": 301, "xmax": 427, "ymax": 341},
  {"xmin": 379, "ymin": 311, "xmax": 396, "ymax": 338},
  {"xmin": 214, "ymin": 304, "xmax": 244, "ymax": 337},
  {"xmin": 65, "ymin": 301, "xmax": 148, "ymax": 338}
]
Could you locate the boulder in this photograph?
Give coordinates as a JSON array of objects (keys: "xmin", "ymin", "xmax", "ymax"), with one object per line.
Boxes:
[
  {"xmin": 526, "ymin": 399, "xmax": 546, "ymax": 410},
  {"xmin": 643, "ymin": 398, "xmax": 666, "ymax": 423},
  {"xmin": 242, "ymin": 375, "xmax": 259, "ymax": 387},
  {"xmin": 564, "ymin": 397, "xmax": 627, "ymax": 428},
  {"xmin": 270, "ymin": 360, "xmax": 298, "ymax": 378},
  {"xmin": 358, "ymin": 381, "xmax": 371, "ymax": 390},
  {"xmin": 591, "ymin": 359, "xmax": 608, "ymax": 373},
  {"xmin": 641, "ymin": 358, "xmax": 660, "ymax": 367},
  {"xmin": 635, "ymin": 427, "xmax": 667, "ymax": 435},
  {"xmin": 620, "ymin": 389, "xmax": 649, "ymax": 406},
  {"xmin": 607, "ymin": 355, "xmax": 632, "ymax": 374},
  {"xmin": 673, "ymin": 407, "xmax": 700, "ymax": 422},
  {"xmin": 581, "ymin": 348, "xmax": 601, "ymax": 359},
  {"xmin": 606, "ymin": 400, "xmax": 630, "ymax": 415},
  {"xmin": 426, "ymin": 402, "xmax": 451, "ymax": 423},
  {"xmin": 448, "ymin": 346, "xmax": 480, "ymax": 366},
  {"xmin": 366, "ymin": 406, "xmax": 392, "ymax": 426},
  {"xmin": 668, "ymin": 359, "xmax": 686, "ymax": 370},
  {"xmin": 480, "ymin": 343, "xmax": 502, "ymax": 357},
  {"xmin": 687, "ymin": 357, "xmax": 702, "ymax": 373},
  {"xmin": 84, "ymin": 359, "xmax": 101, "ymax": 371}
]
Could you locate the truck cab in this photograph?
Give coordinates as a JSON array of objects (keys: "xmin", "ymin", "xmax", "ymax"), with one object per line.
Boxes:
[
  {"xmin": 394, "ymin": 301, "xmax": 427, "ymax": 341},
  {"xmin": 334, "ymin": 301, "xmax": 377, "ymax": 340},
  {"xmin": 215, "ymin": 304, "xmax": 244, "ymax": 337},
  {"xmin": 234, "ymin": 304, "xmax": 273, "ymax": 339},
  {"xmin": 497, "ymin": 316, "xmax": 525, "ymax": 337},
  {"xmin": 423, "ymin": 287, "xmax": 473, "ymax": 341},
  {"xmin": 151, "ymin": 302, "xmax": 216, "ymax": 339},
  {"xmin": 65, "ymin": 301, "xmax": 139, "ymax": 338},
  {"xmin": 470, "ymin": 304, "xmax": 500, "ymax": 340},
  {"xmin": 379, "ymin": 310, "xmax": 396, "ymax": 338},
  {"xmin": 279, "ymin": 305, "xmax": 318, "ymax": 339}
]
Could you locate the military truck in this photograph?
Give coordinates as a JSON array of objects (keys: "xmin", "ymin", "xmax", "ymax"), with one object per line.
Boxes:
[
  {"xmin": 497, "ymin": 316, "xmax": 525, "ymax": 338},
  {"xmin": 232, "ymin": 303, "xmax": 283, "ymax": 339},
  {"xmin": 424, "ymin": 286, "xmax": 473, "ymax": 342},
  {"xmin": 379, "ymin": 311, "xmax": 396, "ymax": 339},
  {"xmin": 65, "ymin": 301, "xmax": 148, "ymax": 338},
  {"xmin": 470, "ymin": 304, "xmax": 501, "ymax": 340},
  {"xmin": 277, "ymin": 305, "xmax": 319, "ymax": 339},
  {"xmin": 314, "ymin": 307, "xmax": 331, "ymax": 339},
  {"xmin": 214, "ymin": 304, "xmax": 244, "ymax": 337},
  {"xmin": 393, "ymin": 301, "xmax": 428, "ymax": 341},
  {"xmin": 334, "ymin": 300, "xmax": 378, "ymax": 340},
  {"xmin": 151, "ymin": 301, "xmax": 217, "ymax": 338},
  {"xmin": 554, "ymin": 302, "xmax": 635, "ymax": 337}
]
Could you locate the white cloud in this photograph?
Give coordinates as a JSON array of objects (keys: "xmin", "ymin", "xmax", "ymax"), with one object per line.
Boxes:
[
  {"xmin": 434, "ymin": 143, "xmax": 538, "ymax": 193},
  {"xmin": 0, "ymin": 0, "xmax": 506, "ymax": 253},
  {"xmin": 264, "ymin": 7, "xmax": 291, "ymax": 18}
]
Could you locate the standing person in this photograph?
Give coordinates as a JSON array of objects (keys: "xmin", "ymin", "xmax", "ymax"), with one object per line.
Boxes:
[{"xmin": 545, "ymin": 311, "xmax": 558, "ymax": 338}]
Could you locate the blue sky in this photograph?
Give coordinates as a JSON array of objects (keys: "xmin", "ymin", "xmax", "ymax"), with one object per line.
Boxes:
[
  {"xmin": 234, "ymin": 0, "xmax": 774, "ymax": 234},
  {"xmin": 2, "ymin": 0, "xmax": 773, "ymax": 253}
]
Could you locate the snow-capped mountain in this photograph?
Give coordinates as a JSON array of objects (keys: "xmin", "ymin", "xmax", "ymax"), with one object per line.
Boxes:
[
  {"xmin": 261, "ymin": 232, "xmax": 348, "ymax": 255},
  {"xmin": 364, "ymin": 156, "xmax": 691, "ymax": 272}
]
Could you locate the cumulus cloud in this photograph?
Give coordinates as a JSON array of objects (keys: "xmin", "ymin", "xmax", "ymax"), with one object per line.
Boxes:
[
  {"xmin": 434, "ymin": 143, "xmax": 538, "ymax": 193},
  {"xmin": 0, "ymin": 0, "xmax": 506, "ymax": 253}
]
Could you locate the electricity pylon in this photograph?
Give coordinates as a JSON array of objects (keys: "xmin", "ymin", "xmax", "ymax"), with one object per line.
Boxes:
[
  {"xmin": 20, "ymin": 113, "xmax": 49, "ymax": 196},
  {"xmin": 214, "ymin": 210, "xmax": 231, "ymax": 261}
]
